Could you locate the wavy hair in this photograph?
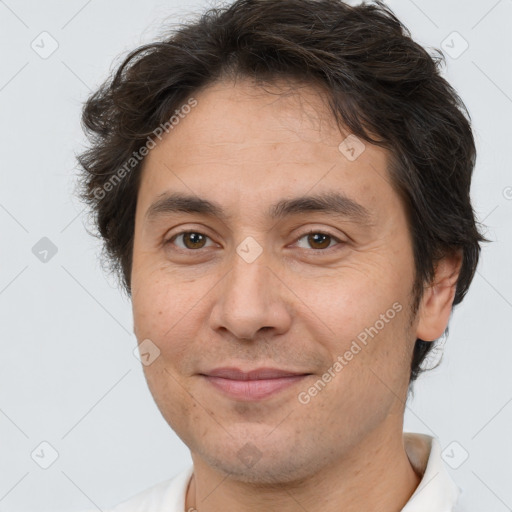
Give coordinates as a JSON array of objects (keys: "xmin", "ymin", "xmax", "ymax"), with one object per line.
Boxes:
[{"xmin": 77, "ymin": 0, "xmax": 488, "ymax": 388}]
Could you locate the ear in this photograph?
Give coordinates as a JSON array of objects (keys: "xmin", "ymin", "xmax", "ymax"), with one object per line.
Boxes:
[{"xmin": 415, "ymin": 250, "xmax": 463, "ymax": 342}]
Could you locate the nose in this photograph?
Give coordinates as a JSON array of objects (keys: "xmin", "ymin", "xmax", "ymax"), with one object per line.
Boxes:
[{"xmin": 209, "ymin": 249, "xmax": 292, "ymax": 341}]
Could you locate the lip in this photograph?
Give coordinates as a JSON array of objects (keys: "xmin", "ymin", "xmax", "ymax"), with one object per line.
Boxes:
[{"xmin": 200, "ymin": 367, "xmax": 311, "ymax": 401}]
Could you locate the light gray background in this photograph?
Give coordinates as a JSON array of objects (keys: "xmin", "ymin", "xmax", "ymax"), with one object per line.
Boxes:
[{"xmin": 0, "ymin": 0, "xmax": 511, "ymax": 511}]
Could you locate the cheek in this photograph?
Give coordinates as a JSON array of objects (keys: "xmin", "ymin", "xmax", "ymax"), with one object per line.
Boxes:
[
  {"xmin": 132, "ymin": 264, "xmax": 191, "ymax": 338},
  {"xmin": 305, "ymin": 307, "xmax": 411, "ymax": 432},
  {"xmin": 132, "ymin": 273, "xmax": 201, "ymax": 426},
  {"xmin": 288, "ymin": 261, "xmax": 403, "ymax": 341},
  {"xmin": 291, "ymin": 267, "xmax": 412, "ymax": 387},
  {"xmin": 141, "ymin": 359, "xmax": 202, "ymax": 448},
  {"xmin": 132, "ymin": 267, "xmax": 214, "ymax": 379}
]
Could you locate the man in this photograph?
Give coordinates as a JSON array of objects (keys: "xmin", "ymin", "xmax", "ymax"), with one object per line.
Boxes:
[{"xmin": 77, "ymin": 0, "xmax": 486, "ymax": 510}]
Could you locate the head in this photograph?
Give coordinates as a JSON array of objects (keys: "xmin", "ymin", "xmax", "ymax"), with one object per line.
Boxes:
[{"xmin": 78, "ymin": 0, "xmax": 486, "ymax": 484}]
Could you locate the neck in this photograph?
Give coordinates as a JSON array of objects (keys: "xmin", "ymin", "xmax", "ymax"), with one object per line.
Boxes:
[{"xmin": 185, "ymin": 429, "xmax": 422, "ymax": 512}]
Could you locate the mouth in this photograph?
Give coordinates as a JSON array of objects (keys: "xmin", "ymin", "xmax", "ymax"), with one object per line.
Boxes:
[{"xmin": 199, "ymin": 367, "xmax": 312, "ymax": 401}]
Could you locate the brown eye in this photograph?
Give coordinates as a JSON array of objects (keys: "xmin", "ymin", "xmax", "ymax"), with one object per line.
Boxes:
[
  {"xmin": 295, "ymin": 231, "xmax": 342, "ymax": 251},
  {"xmin": 307, "ymin": 233, "xmax": 331, "ymax": 249},
  {"xmin": 169, "ymin": 231, "xmax": 211, "ymax": 250}
]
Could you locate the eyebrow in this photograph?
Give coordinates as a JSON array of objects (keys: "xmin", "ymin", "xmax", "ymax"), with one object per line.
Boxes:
[{"xmin": 145, "ymin": 191, "xmax": 373, "ymax": 226}]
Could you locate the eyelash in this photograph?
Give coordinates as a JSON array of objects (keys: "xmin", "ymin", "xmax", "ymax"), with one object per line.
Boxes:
[{"xmin": 165, "ymin": 229, "xmax": 344, "ymax": 253}]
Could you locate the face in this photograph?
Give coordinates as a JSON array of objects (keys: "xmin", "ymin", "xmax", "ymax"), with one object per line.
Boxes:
[{"xmin": 130, "ymin": 77, "xmax": 421, "ymax": 484}]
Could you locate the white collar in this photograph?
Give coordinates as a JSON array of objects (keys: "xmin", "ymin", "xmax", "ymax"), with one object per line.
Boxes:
[{"xmin": 401, "ymin": 431, "xmax": 461, "ymax": 511}]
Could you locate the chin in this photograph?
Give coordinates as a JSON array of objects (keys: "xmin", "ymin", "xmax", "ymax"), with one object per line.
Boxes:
[{"xmin": 193, "ymin": 436, "xmax": 325, "ymax": 487}]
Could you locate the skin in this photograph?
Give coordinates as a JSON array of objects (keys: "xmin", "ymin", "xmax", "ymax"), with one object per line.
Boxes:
[{"xmin": 130, "ymin": 77, "xmax": 461, "ymax": 512}]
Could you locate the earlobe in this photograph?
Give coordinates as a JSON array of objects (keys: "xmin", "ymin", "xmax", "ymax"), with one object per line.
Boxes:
[{"xmin": 415, "ymin": 250, "xmax": 462, "ymax": 342}]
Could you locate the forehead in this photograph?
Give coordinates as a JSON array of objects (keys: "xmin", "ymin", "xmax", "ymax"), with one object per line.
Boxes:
[
  {"xmin": 138, "ymin": 77, "xmax": 396, "ymax": 224},
  {"xmin": 154, "ymin": 77, "xmax": 348, "ymax": 154}
]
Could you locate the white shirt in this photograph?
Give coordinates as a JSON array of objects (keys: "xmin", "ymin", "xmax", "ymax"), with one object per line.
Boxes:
[{"xmin": 98, "ymin": 432, "xmax": 463, "ymax": 512}]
